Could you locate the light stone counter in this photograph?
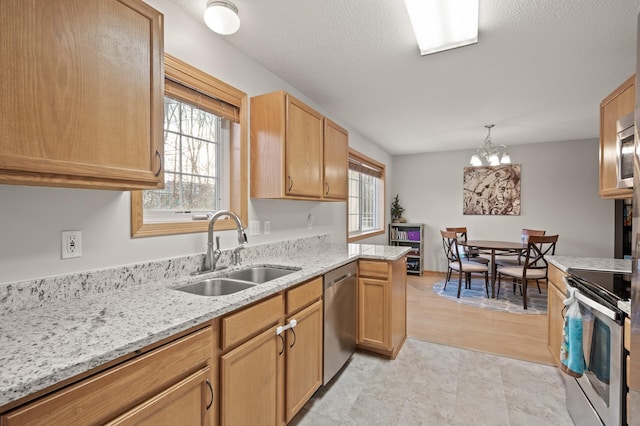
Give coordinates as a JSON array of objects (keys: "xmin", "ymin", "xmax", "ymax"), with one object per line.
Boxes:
[
  {"xmin": 0, "ymin": 236, "xmax": 409, "ymax": 409},
  {"xmin": 547, "ymin": 255, "xmax": 631, "ymax": 274}
]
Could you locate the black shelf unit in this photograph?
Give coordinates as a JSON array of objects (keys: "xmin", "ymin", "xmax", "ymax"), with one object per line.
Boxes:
[{"xmin": 388, "ymin": 223, "xmax": 424, "ymax": 275}]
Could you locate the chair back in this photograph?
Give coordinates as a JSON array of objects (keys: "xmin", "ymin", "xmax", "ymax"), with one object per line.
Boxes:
[
  {"xmin": 522, "ymin": 228, "xmax": 545, "ymax": 242},
  {"xmin": 522, "ymin": 235, "xmax": 558, "ymax": 278},
  {"xmin": 445, "ymin": 227, "xmax": 479, "ymax": 258},
  {"xmin": 441, "ymin": 230, "xmax": 462, "ymax": 266}
]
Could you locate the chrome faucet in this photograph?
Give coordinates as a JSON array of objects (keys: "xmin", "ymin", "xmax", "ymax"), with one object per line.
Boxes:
[{"xmin": 196, "ymin": 210, "xmax": 247, "ymax": 274}]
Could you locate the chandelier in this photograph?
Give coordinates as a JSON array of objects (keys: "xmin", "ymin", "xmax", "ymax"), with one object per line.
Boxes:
[{"xmin": 469, "ymin": 124, "xmax": 511, "ymax": 166}]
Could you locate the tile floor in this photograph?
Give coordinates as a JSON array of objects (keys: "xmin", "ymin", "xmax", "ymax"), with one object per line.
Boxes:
[{"xmin": 291, "ymin": 338, "xmax": 574, "ymax": 426}]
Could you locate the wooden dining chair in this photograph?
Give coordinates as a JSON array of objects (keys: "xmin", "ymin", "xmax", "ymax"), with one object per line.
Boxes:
[
  {"xmin": 495, "ymin": 234, "xmax": 558, "ymax": 309},
  {"xmin": 445, "ymin": 227, "xmax": 490, "ymax": 267},
  {"xmin": 441, "ymin": 230, "xmax": 489, "ymax": 298},
  {"xmin": 494, "ymin": 228, "xmax": 546, "ymax": 269}
]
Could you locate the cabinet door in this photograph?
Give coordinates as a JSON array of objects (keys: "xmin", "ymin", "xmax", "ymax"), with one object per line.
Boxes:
[
  {"xmin": 323, "ymin": 119, "xmax": 348, "ymax": 200},
  {"xmin": 599, "ymin": 75, "xmax": 634, "ymax": 199},
  {"xmin": 0, "ymin": 0, "xmax": 163, "ymax": 190},
  {"xmin": 220, "ymin": 324, "xmax": 283, "ymax": 426},
  {"xmin": 357, "ymin": 276, "xmax": 390, "ymax": 351},
  {"xmin": 285, "ymin": 96, "xmax": 323, "ymax": 198},
  {"xmin": 106, "ymin": 367, "xmax": 213, "ymax": 426},
  {"xmin": 285, "ymin": 300, "xmax": 323, "ymax": 423},
  {"xmin": 547, "ymin": 281, "xmax": 565, "ymax": 367}
]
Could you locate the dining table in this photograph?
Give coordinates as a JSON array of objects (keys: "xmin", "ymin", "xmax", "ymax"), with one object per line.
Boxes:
[{"xmin": 460, "ymin": 240, "xmax": 527, "ymax": 298}]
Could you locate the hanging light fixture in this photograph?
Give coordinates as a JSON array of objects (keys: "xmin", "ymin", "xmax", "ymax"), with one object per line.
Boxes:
[
  {"xmin": 204, "ymin": 0, "xmax": 240, "ymax": 35},
  {"xmin": 469, "ymin": 124, "xmax": 511, "ymax": 166}
]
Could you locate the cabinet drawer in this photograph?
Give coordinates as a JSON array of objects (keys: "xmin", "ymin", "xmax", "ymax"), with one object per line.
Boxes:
[
  {"xmin": 221, "ymin": 295, "xmax": 284, "ymax": 351},
  {"xmin": 287, "ymin": 277, "xmax": 322, "ymax": 314},
  {"xmin": 625, "ymin": 317, "xmax": 631, "ymax": 351},
  {"xmin": 2, "ymin": 327, "xmax": 214, "ymax": 426},
  {"xmin": 548, "ymin": 264, "xmax": 566, "ymax": 293},
  {"xmin": 359, "ymin": 260, "xmax": 388, "ymax": 279}
]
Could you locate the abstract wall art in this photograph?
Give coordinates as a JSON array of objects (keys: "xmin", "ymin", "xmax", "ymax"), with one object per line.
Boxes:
[{"xmin": 463, "ymin": 165, "xmax": 521, "ymax": 215}]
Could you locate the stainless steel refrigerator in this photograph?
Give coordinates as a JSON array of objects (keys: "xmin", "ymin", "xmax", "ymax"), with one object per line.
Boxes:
[{"xmin": 630, "ymin": 12, "xmax": 640, "ymax": 425}]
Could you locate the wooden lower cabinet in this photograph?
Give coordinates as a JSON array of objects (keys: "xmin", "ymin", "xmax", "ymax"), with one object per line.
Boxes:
[
  {"xmin": 219, "ymin": 324, "xmax": 283, "ymax": 426},
  {"xmin": 1, "ymin": 325, "xmax": 215, "ymax": 426},
  {"xmin": 356, "ymin": 258, "xmax": 407, "ymax": 359},
  {"xmin": 285, "ymin": 299, "xmax": 323, "ymax": 423},
  {"xmin": 547, "ymin": 264, "xmax": 567, "ymax": 367},
  {"xmin": 218, "ymin": 277, "xmax": 323, "ymax": 425}
]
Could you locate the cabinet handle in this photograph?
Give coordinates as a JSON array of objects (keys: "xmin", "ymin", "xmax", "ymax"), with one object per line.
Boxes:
[
  {"xmin": 206, "ymin": 379, "xmax": 214, "ymax": 410},
  {"xmin": 325, "ymin": 182, "xmax": 330, "ymax": 196},
  {"xmin": 288, "ymin": 327, "xmax": 297, "ymax": 348},
  {"xmin": 154, "ymin": 150, "xmax": 162, "ymax": 177},
  {"xmin": 278, "ymin": 333, "xmax": 285, "ymax": 355},
  {"xmin": 288, "ymin": 176, "xmax": 293, "ymax": 192}
]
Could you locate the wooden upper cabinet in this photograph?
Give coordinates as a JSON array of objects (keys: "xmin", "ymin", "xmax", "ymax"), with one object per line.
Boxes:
[
  {"xmin": 0, "ymin": 0, "xmax": 164, "ymax": 190},
  {"xmin": 285, "ymin": 96, "xmax": 324, "ymax": 198},
  {"xmin": 599, "ymin": 74, "xmax": 635, "ymax": 199},
  {"xmin": 323, "ymin": 119, "xmax": 349, "ymax": 200},
  {"xmin": 250, "ymin": 91, "xmax": 348, "ymax": 200}
]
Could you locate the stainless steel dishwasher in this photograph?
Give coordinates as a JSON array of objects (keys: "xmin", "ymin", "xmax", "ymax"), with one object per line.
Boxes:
[{"xmin": 323, "ymin": 261, "xmax": 357, "ymax": 385}]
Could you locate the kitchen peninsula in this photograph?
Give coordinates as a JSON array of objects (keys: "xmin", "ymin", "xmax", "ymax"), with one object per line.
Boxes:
[{"xmin": 0, "ymin": 235, "xmax": 409, "ymax": 424}]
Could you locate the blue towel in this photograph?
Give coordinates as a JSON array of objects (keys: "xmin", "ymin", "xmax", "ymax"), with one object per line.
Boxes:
[{"xmin": 560, "ymin": 288, "xmax": 586, "ymax": 377}]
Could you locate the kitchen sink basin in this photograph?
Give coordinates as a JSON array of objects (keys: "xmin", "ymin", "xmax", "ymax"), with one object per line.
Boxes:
[
  {"xmin": 174, "ymin": 278, "xmax": 256, "ymax": 296},
  {"xmin": 224, "ymin": 266, "xmax": 299, "ymax": 284}
]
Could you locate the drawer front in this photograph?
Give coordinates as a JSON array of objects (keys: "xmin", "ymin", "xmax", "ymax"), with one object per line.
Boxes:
[
  {"xmin": 3, "ymin": 326, "xmax": 214, "ymax": 426},
  {"xmin": 286, "ymin": 277, "xmax": 322, "ymax": 314},
  {"xmin": 547, "ymin": 264, "xmax": 566, "ymax": 293},
  {"xmin": 221, "ymin": 294, "xmax": 284, "ymax": 351},
  {"xmin": 359, "ymin": 260, "xmax": 388, "ymax": 280}
]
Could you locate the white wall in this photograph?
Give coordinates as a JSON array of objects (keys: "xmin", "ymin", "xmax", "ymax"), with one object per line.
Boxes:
[
  {"xmin": 391, "ymin": 138, "xmax": 615, "ymax": 272},
  {"xmin": 0, "ymin": 0, "xmax": 390, "ymax": 284}
]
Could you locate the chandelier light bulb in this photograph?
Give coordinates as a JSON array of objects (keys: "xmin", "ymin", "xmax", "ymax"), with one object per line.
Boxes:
[{"xmin": 469, "ymin": 124, "xmax": 511, "ymax": 166}]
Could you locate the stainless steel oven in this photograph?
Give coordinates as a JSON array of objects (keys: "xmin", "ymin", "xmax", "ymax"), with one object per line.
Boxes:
[{"xmin": 565, "ymin": 269, "xmax": 629, "ymax": 426}]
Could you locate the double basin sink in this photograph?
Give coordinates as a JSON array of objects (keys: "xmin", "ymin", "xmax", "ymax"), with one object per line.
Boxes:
[{"xmin": 173, "ymin": 266, "xmax": 300, "ymax": 296}]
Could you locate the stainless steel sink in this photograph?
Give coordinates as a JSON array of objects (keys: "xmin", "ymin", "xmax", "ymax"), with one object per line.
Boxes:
[
  {"xmin": 224, "ymin": 266, "xmax": 299, "ymax": 284},
  {"xmin": 174, "ymin": 278, "xmax": 255, "ymax": 296}
]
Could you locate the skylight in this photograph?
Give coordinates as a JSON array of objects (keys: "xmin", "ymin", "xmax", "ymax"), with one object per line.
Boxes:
[{"xmin": 404, "ymin": 0, "xmax": 479, "ymax": 56}]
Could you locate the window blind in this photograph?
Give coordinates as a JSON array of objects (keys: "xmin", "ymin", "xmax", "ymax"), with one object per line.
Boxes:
[{"xmin": 165, "ymin": 77, "xmax": 239, "ymax": 123}]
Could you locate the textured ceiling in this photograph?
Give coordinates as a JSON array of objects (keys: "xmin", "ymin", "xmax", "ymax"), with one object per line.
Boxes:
[{"xmin": 167, "ymin": 0, "xmax": 639, "ymax": 155}]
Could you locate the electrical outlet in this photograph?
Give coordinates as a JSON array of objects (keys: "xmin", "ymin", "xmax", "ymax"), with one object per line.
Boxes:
[
  {"xmin": 61, "ymin": 230, "xmax": 82, "ymax": 259},
  {"xmin": 249, "ymin": 220, "xmax": 260, "ymax": 236},
  {"xmin": 264, "ymin": 220, "xmax": 271, "ymax": 235}
]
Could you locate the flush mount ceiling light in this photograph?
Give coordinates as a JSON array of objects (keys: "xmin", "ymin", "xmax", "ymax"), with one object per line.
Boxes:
[
  {"xmin": 469, "ymin": 124, "xmax": 511, "ymax": 167},
  {"xmin": 204, "ymin": 0, "xmax": 240, "ymax": 35},
  {"xmin": 403, "ymin": 0, "xmax": 478, "ymax": 56}
]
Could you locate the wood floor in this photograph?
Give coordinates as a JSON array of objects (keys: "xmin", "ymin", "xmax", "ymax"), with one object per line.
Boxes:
[{"xmin": 407, "ymin": 272, "xmax": 555, "ymax": 365}]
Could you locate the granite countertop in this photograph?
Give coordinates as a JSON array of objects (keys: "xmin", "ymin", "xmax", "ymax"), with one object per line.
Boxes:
[
  {"xmin": 0, "ymin": 241, "xmax": 410, "ymax": 409},
  {"xmin": 547, "ymin": 255, "xmax": 632, "ymax": 274}
]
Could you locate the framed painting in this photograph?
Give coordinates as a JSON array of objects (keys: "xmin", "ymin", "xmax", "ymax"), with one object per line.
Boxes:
[{"xmin": 463, "ymin": 165, "xmax": 521, "ymax": 215}]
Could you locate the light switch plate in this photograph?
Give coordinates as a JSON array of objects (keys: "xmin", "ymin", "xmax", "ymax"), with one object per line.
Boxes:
[
  {"xmin": 264, "ymin": 220, "xmax": 271, "ymax": 235},
  {"xmin": 249, "ymin": 220, "xmax": 260, "ymax": 235},
  {"xmin": 61, "ymin": 230, "xmax": 82, "ymax": 259}
]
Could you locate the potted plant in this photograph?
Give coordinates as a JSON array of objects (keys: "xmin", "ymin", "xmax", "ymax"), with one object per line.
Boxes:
[{"xmin": 391, "ymin": 194, "xmax": 406, "ymax": 223}]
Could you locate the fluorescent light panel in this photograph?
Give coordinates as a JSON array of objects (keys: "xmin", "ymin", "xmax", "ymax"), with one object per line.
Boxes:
[{"xmin": 404, "ymin": 0, "xmax": 478, "ymax": 56}]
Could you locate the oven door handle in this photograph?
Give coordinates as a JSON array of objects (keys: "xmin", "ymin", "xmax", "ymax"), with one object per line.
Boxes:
[{"xmin": 563, "ymin": 278, "xmax": 619, "ymax": 321}]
